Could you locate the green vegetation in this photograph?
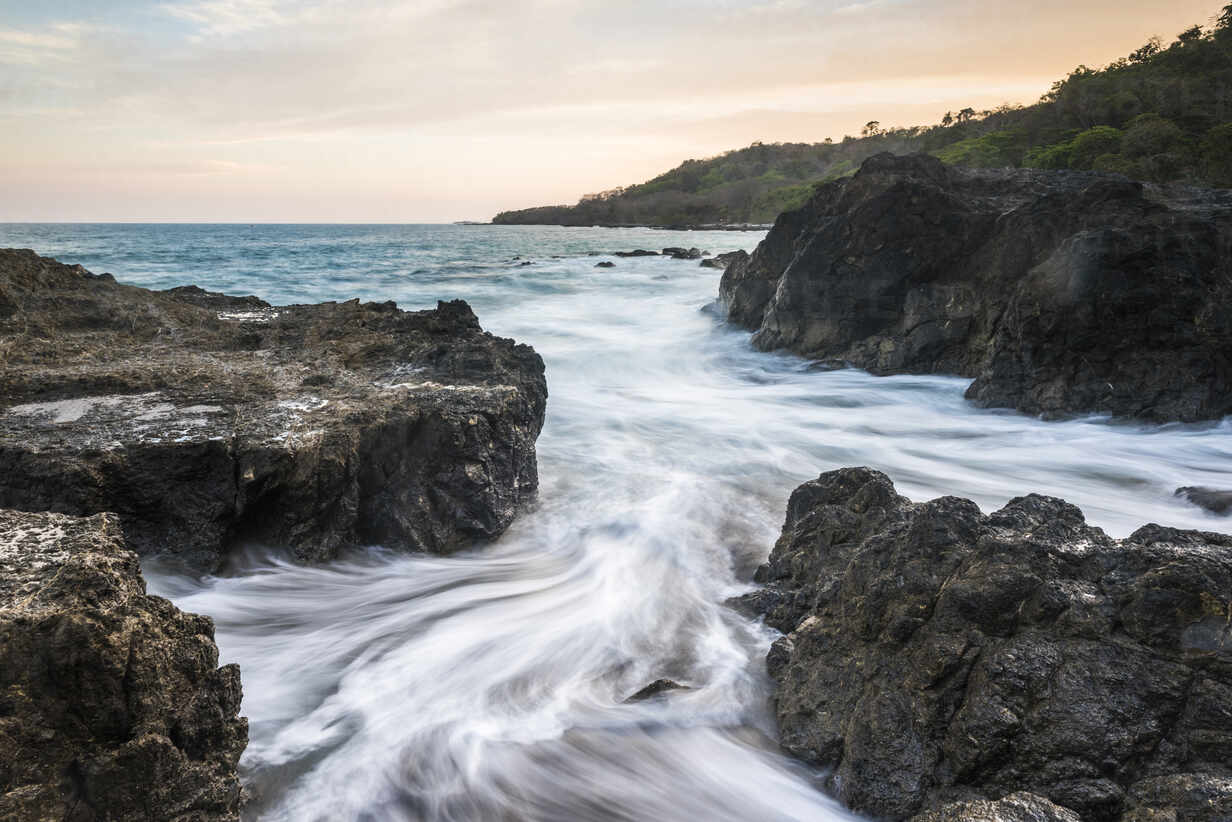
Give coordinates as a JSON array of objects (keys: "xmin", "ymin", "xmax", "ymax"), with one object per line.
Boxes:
[{"xmin": 493, "ymin": 4, "xmax": 1232, "ymax": 226}]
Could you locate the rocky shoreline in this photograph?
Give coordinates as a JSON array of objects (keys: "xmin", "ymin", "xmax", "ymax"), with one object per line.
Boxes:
[
  {"xmin": 742, "ymin": 467, "xmax": 1232, "ymax": 822},
  {"xmin": 0, "ymin": 249, "xmax": 547, "ymax": 571},
  {"xmin": 0, "ymin": 509, "xmax": 246, "ymax": 820},
  {"xmin": 0, "ymin": 248, "xmax": 550, "ymax": 818},
  {"xmin": 719, "ymin": 153, "xmax": 1232, "ymax": 422}
]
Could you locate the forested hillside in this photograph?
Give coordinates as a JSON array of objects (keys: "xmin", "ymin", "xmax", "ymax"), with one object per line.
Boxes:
[{"xmin": 493, "ymin": 5, "xmax": 1232, "ymax": 227}]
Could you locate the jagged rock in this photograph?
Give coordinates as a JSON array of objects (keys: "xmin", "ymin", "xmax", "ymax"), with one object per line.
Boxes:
[
  {"xmin": 1120, "ymin": 773, "xmax": 1232, "ymax": 822},
  {"xmin": 662, "ymin": 247, "xmax": 703, "ymax": 260},
  {"xmin": 907, "ymin": 792, "xmax": 1081, "ymax": 822},
  {"xmin": 0, "ymin": 249, "xmax": 547, "ymax": 570},
  {"xmin": 1176, "ymin": 486, "xmax": 1232, "ymax": 515},
  {"xmin": 720, "ymin": 153, "xmax": 1232, "ymax": 422},
  {"xmin": 624, "ymin": 679, "xmax": 690, "ymax": 703},
  {"xmin": 0, "ymin": 508, "xmax": 246, "ymax": 820},
  {"xmin": 700, "ymin": 250, "xmax": 747, "ymax": 269},
  {"xmin": 613, "ymin": 250, "xmax": 660, "ymax": 257},
  {"xmin": 745, "ymin": 467, "xmax": 1232, "ymax": 821}
]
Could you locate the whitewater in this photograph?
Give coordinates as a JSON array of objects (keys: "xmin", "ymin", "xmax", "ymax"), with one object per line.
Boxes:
[{"xmin": 4, "ymin": 223, "xmax": 1229, "ymax": 821}]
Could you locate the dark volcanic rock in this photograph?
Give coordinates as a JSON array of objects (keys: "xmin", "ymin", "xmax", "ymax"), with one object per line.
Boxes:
[
  {"xmin": 0, "ymin": 508, "xmax": 246, "ymax": 820},
  {"xmin": 613, "ymin": 249, "xmax": 660, "ymax": 257},
  {"xmin": 662, "ymin": 247, "xmax": 703, "ymax": 260},
  {"xmin": 623, "ymin": 679, "xmax": 690, "ymax": 703},
  {"xmin": 0, "ymin": 249, "xmax": 547, "ymax": 570},
  {"xmin": 720, "ymin": 153, "xmax": 1232, "ymax": 422},
  {"xmin": 700, "ymin": 250, "xmax": 747, "ymax": 269},
  {"xmin": 747, "ymin": 467, "xmax": 1232, "ymax": 821},
  {"xmin": 907, "ymin": 792, "xmax": 1081, "ymax": 822},
  {"xmin": 595, "ymin": 261, "xmax": 616, "ymax": 268},
  {"xmin": 1176, "ymin": 486, "xmax": 1232, "ymax": 516}
]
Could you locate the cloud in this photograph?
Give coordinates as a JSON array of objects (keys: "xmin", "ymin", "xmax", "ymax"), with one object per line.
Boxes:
[{"xmin": 0, "ymin": 0, "xmax": 1222, "ymax": 220}]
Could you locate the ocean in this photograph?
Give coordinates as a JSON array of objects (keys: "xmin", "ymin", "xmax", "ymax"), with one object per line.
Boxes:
[{"xmin": 3, "ymin": 222, "xmax": 1229, "ymax": 821}]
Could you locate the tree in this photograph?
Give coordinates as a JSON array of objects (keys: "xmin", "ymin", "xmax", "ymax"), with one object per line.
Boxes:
[
  {"xmin": 1129, "ymin": 37, "xmax": 1162, "ymax": 63},
  {"xmin": 1219, "ymin": 3, "xmax": 1232, "ymax": 30},
  {"xmin": 956, "ymin": 107, "xmax": 976, "ymax": 124},
  {"xmin": 1177, "ymin": 25, "xmax": 1204, "ymax": 44},
  {"xmin": 862, "ymin": 121, "xmax": 882, "ymax": 137},
  {"xmin": 941, "ymin": 111, "xmax": 954, "ymax": 127}
]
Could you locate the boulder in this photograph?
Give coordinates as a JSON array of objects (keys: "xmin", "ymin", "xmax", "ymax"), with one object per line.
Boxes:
[
  {"xmin": 0, "ymin": 508, "xmax": 246, "ymax": 820},
  {"xmin": 595, "ymin": 261, "xmax": 616, "ymax": 268},
  {"xmin": 613, "ymin": 250, "xmax": 660, "ymax": 257},
  {"xmin": 0, "ymin": 249, "xmax": 547, "ymax": 570},
  {"xmin": 662, "ymin": 247, "xmax": 703, "ymax": 260},
  {"xmin": 745, "ymin": 467, "xmax": 1232, "ymax": 821},
  {"xmin": 720, "ymin": 153, "xmax": 1232, "ymax": 422}
]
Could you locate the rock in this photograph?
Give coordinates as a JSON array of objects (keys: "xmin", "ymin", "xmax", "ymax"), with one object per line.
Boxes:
[
  {"xmin": 907, "ymin": 792, "xmax": 1082, "ymax": 822},
  {"xmin": 0, "ymin": 508, "xmax": 246, "ymax": 820},
  {"xmin": 624, "ymin": 679, "xmax": 690, "ymax": 703},
  {"xmin": 720, "ymin": 153, "xmax": 1232, "ymax": 422},
  {"xmin": 595, "ymin": 261, "xmax": 616, "ymax": 268},
  {"xmin": 1176, "ymin": 486, "xmax": 1232, "ymax": 515},
  {"xmin": 0, "ymin": 249, "xmax": 547, "ymax": 570},
  {"xmin": 662, "ymin": 247, "xmax": 703, "ymax": 260},
  {"xmin": 699, "ymin": 250, "xmax": 747, "ymax": 270},
  {"xmin": 746, "ymin": 467, "xmax": 1232, "ymax": 821},
  {"xmin": 613, "ymin": 250, "xmax": 660, "ymax": 257},
  {"xmin": 1120, "ymin": 773, "xmax": 1232, "ymax": 822}
]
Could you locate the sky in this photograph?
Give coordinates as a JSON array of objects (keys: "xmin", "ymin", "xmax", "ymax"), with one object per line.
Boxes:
[{"xmin": 0, "ymin": 0, "xmax": 1223, "ymax": 222}]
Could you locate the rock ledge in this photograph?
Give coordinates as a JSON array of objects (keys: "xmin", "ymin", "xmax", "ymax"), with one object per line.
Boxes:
[{"xmin": 0, "ymin": 249, "xmax": 548, "ymax": 569}]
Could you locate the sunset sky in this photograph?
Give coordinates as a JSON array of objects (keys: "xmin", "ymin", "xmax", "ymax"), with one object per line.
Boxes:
[{"xmin": 0, "ymin": 0, "xmax": 1222, "ymax": 222}]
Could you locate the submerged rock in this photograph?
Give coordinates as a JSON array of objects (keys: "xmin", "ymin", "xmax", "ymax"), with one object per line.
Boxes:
[
  {"xmin": 720, "ymin": 153, "xmax": 1232, "ymax": 422},
  {"xmin": 662, "ymin": 247, "xmax": 703, "ymax": 260},
  {"xmin": 699, "ymin": 250, "xmax": 747, "ymax": 270},
  {"xmin": 0, "ymin": 508, "xmax": 246, "ymax": 820},
  {"xmin": 613, "ymin": 249, "xmax": 660, "ymax": 257},
  {"xmin": 595, "ymin": 261, "xmax": 616, "ymax": 268},
  {"xmin": 0, "ymin": 249, "xmax": 547, "ymax": 570},
  {"xmin": 624, "ymin": 679, "xmax": 690, "ymax": 703},
  {"xmin": 746, "ymin": 467, "xmax": 1232, "ymax": 821},
  {"xmin": 1176, "ymin": 486, "xmax": 1232, "ymax": 515}
]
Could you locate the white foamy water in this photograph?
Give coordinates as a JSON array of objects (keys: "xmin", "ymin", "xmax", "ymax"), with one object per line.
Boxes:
[{"xmin": 20, "ymin": 224, "xmax": 1221, "ymax": 821}]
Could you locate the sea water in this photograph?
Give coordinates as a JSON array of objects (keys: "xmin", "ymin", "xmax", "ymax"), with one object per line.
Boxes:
[{"xmin": 3, "ymin": 223, "xmax": 1229, "ymax": 821}]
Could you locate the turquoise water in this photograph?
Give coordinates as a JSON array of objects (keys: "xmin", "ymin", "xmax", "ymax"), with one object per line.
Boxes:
[{"xmin": 3, "ymin": 223, "xmax": 1229, "ymax": 821}]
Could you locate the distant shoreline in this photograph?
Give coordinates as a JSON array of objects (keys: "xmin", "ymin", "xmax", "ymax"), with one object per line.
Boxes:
[{"xmin": 464, "ymin": 222, "xmax": 773, "ymax": 231}]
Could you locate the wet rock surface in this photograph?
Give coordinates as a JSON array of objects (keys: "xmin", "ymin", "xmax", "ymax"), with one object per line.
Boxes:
[
  {"xmin": 700, "ymin": 250, "xmax": 746, "ymax": 269},
  {"xmin": 0, "ymin": 508, "xmax": 246, "ymax": 820},
  {"xmin": 0, "ymin": 249, "xmax": 547, "ymax": 570},
  {"xmin": 745, "ymin": 467, "xmax": 1232, "ymax": 821},
  {"xmin": 1176, "ymin": 486, "xmax": 1232, "ymax": 516},
  {"xmin": 719, "ymin": 153, "xmax": 1232, "ymax": 422},
  {"xmin": 624, "ymin": 679, "xmax": 690, "ymax": 703}
]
